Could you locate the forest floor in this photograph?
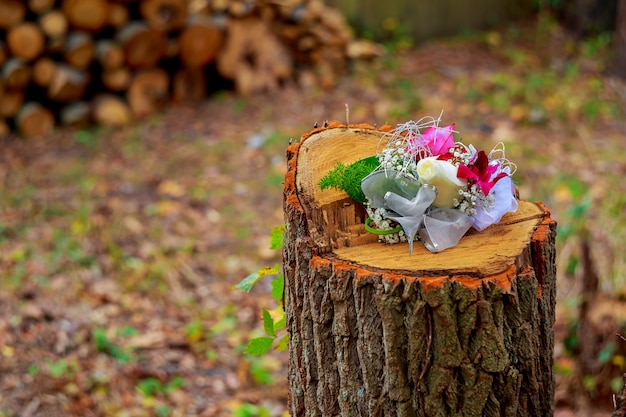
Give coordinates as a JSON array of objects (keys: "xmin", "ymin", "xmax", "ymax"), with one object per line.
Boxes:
[{"xmin": 1, "ymin": 13, "xmax": 626, "ymax": 417}]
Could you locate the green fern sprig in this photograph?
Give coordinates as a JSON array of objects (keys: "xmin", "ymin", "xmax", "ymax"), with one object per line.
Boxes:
[{"xmin": 318, "ymin": 156, "xmax": 379, "ymax": 204}]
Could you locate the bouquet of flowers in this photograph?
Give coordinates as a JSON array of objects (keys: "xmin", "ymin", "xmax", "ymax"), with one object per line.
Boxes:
[{"xmin": 319, "ymin": 116, "xmax": 518, "ymax": 253}]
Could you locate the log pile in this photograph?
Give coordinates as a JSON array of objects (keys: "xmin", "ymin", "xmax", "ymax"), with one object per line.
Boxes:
[{"xmin": 0, "ymin": 0, "xmax": 383, "ymax": 137}]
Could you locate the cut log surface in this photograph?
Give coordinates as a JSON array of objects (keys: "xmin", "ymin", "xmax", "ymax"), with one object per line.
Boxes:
[
  {"xmin": 16, "ymin": 102, "xmax": 55, "ymax": 137},
  {"xmin": 102, "ymin": 67, "xmax": 131, "ymax": 91},
  {"xmin": 108, "ymin": 2, "xmax": 130, "ymax": 28},
  {"xmin": 39, "ymin": 10, "xmax": 69, "ymax": 38},
  {"xmin": 92, "ymin": 93, "xmax": 132, "ymax": 126},
  {"xmin": 126, "ymin": 68, "xmax": 169, "ymax": 118},
  {"xmin": 117, "ymin": 21, "xmax": 167, "ymax": 69},
  {"xmin": 28, "ymin": 0, "xmax": 55, "ymax": 14},
  {"xmin": 62, "ymin": 0, "xmax": 111, "ymax": 32},
  {"xmin": 48, "ymin": 64, "xmax": 89, "ymax": 102},
  {"xmin": 140, "ymin": 0, "xmax": 188, "ymax": 32},
  {"xmin": 283, "ymin": 123, "xmax": 557, "ymax": 417},
  {"xmin": 0, "ymin": 0, "xmax": 26, "ymax": 29},
  {"xmin": 0, "ymin": 89, "xmax": 25, "ymax": 118},
  {"xmin": 64, "ymin": 31, "xmax": 96, "ymax": 69},
  {"xmin": 178, "ymin": 15, "xmax": 223, "ymax": 69},
  {"xmin": 96, "ymin": 40, "xmax": 125, "ymax": 70},
  {"xmin": 32, "ymin": 56, "xmax": 57, "ymax": 87},
  {"xmin": 217, "ymin": 17, "xmax": 292, "ymax": 95},
  {"xmin": 3, "ymin": 58, "xmax": 31, "ymax": 89},
  {"xmin": 7, "ymin": 22, "xmax": 45, "ymax": 61}
]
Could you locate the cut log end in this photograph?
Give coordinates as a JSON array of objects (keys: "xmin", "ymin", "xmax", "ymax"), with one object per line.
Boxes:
[
  {"xmin": 16, "ymin": 102, "xmax": 55, "ymax": 138},
  {"xmin": 7, "ymin": 23, "xmax": 45, "ymax": 61},
  {"xmin": 126, "ymin": 68, "xmax": 169, "ymax": 118},
  {"xmin": 140, "ymin": 0, "xmax": 188, "ymax": 32},
  {"xmin": 217, "ymin": 18, "xmax": 292, "ymax": 95},
  {"xmin": 62, "ymin": 0, "xmax": 111, "ymax": 32}
]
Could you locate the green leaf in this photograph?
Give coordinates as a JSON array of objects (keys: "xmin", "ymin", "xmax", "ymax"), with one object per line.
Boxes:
[
  {"xmin": 234, "ymin": 264, "xmax": 280, "ymax": 292},
  {"xmin": 269, "ymin": 225, "xmax": 284, "ymax": 250},
  {"xmin": 47, "ymin": 360, "xmax": 68, "ymax": 378},
  {"xmin": 270, "ymin": 274, "xmax": 284, "ymax": 303},
  {"xmin": 245, "ymin": 337, "xmax": 274, "ymax": 356},
  {"xmin": 274, "ymin": 334, "xmax": 289, "ymax": 351},
  {"xmin": 274, "ymin": 314, "xmax": 286, "ymax": 332},
  {"xmin": 137, "ymin": 377, "xmax": 162, "ymax": 397},
  {"xmin": 164, "ymin": 375, "xmax": 185, "ymax": 393},
  {"xmin": 155, "ymin": 406, "xmax": 171, "ymax": 417},
  {"xmin": 262, "ymin": 309, "xmax": 275, "ymax": 337},
  {"xmin": 92, "ymin": 328, "xmax": 110, "ymax": 352},
  {"xmin": 318, "ymin": 156, "xmax": 379, "ymax": 203},
  {"xmin": 116, "ymin": 325, "xmax": 139, "ymax": 337},
  {"xmin": 598, "ymin": 342, "xmax": 615, "ymax": 365}
]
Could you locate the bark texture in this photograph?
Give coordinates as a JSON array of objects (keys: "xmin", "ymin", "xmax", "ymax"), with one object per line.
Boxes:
[{"xmin": 283, "ymin": 123, "xmax": 557, "ymax": 417}]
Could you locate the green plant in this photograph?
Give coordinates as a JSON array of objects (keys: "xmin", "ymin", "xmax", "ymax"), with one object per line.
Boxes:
[
  {"xmin": 234, "ymin": 225, "xmax": 288, "ymax": 356},
  {"xmin": 136, "ymin": 375, "xmax": 184, "ymax": 397},
  {"xmin": 46, "ymin": 359, "xmax": 77, "ymax": 378},
  {"xmin": 92, "ymin": 327, "xmax": 133, "ymax": 363},
  {"xmin": 232, "ymin": 402, "xmax": 271, "ymax": 417}
]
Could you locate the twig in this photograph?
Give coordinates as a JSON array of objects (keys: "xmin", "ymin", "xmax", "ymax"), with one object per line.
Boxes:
[{"xmin": 612, "ymin": 373, "xmax": 626, "ymax": 417}]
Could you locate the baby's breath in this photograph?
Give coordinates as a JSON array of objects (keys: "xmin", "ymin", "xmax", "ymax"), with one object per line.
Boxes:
[{"xmin": 366, "ymin": 206, "xmax": 408, "ymax": 244}]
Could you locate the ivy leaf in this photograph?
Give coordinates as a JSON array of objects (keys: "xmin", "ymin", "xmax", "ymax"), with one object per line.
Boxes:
[
  {"xmin": 274, "ymin": 334, "xmax": 289, "ymax": 351},
  {"xmin": 245, "ymin": 337, "xmax": 275, "ymax": 356},
  {"xmin": 269, "ymin": 225, "xmax": 284, "ymax": 250},
  {"xmin": 234, "ymin": 264, "xmax": 280, "ymax": 292},
  {"xmin": 262, "ymin": 309, "xmax": 275, "ymax": 337},
  {"xmin": 270, "ymin": 274, "xmax": 284, "ymax": 304}
]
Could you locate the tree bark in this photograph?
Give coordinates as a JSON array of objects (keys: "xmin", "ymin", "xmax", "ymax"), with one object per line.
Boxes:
[{"xmin": 283, "ymin": 123, "xmax": 557, "ymax": 417}]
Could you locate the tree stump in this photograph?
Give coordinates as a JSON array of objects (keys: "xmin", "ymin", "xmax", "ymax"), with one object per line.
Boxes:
[{"xmin": 283, "ymin": 122, "xmax": 557, "ymax": 417}]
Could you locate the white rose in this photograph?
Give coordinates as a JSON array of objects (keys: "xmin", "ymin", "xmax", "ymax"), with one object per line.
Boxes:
[{"xmin": 416, "ymin": 157, "xmax": 466, "ymax": 208}]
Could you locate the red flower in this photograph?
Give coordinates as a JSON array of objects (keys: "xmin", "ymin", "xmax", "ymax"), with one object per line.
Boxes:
[{"xmin": 457, "ymin": 151, "xmax": 508, "ymax": 195}]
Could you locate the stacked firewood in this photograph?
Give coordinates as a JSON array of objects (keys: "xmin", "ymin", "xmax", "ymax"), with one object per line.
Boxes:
[{"xmin": 0, "ymin": 0, "xmax": 383, "ymax": 137}]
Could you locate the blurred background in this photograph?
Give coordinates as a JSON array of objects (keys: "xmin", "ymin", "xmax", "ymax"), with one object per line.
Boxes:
[{"xmin": 0, "ymin": 0, "xmax": 625, "ymax": 416}]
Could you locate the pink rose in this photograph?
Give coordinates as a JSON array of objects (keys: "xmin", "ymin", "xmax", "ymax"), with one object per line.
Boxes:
[{"xmin": 408, "ymin": 123, "xmax": 455, "ymax": 159}]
